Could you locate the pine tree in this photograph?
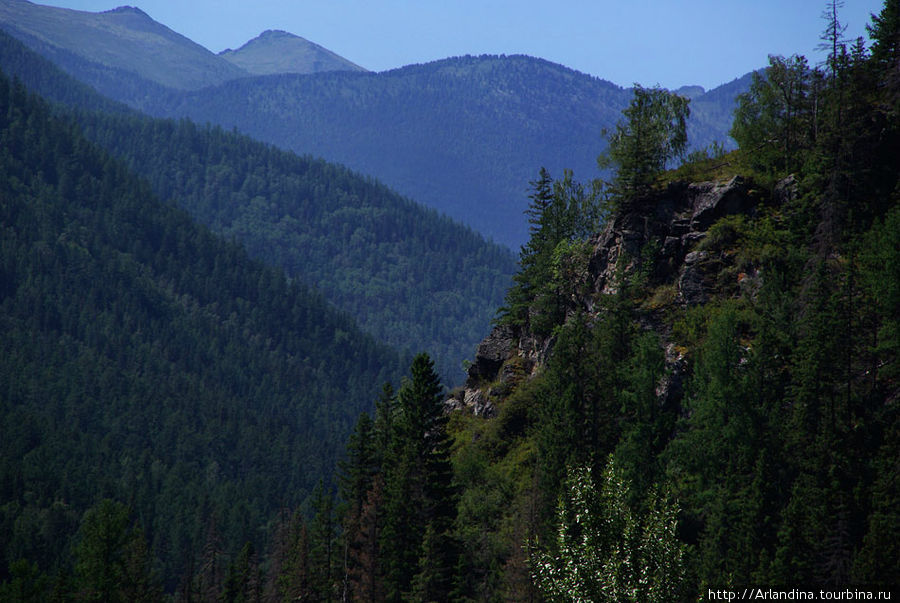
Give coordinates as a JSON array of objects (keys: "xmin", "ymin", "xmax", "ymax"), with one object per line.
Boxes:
[
  {"xmin": 731, "ymin": 55, "xmax": 818, "ymax": 177},
  {"xmin": 338, "ymin": 412, "xmax": 377, "ymax": 601},
  {"xmin": 223, "ymin": 542, "xmax": 261, "ymax": 603},
  {"xmin": 599, "ymin": 84, "xmax": 690, "ymax": 198},
  {"xmin": 278, "ymin": 512, "xmax": 312, "ymax": 602},
  {"xmin": 500, "ymin": 168, "xmax": 602, "ymax": 333},
  {"xmin": 308, "ymin": 482, "xmax": 337, "ymax": 601},
  {"xmin": 72, "ymin": 499, "xmax": 161, "ymax": 603},
  {"xmin": 380, "ymin": 353, "xmax": 457, "ymax": 601}
]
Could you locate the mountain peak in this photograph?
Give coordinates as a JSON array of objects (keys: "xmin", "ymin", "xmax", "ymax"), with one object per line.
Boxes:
[
  {"xmin": 101, "ymin": 6, "xmax": 149, "ymax": 17},
  {"xmin": 220, "ymin": 30, "xmax": 366, "ymax": 75},
  {"xmin": 0, "ymin": 0, "xmax": 248, "ymax": 89},
  {"xmin": 674, "ymin": 84, "xmax": 706, "ymax": 99}
]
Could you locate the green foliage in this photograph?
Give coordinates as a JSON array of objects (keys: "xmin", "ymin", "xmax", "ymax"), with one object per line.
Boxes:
[
  {"xmin": 73, "ymin": 500, "xmax": 161, "ymax": 602},
  {"xmin": 860, "ymin": 206, "xmax": 900, "ymax": 380},
  {"xmin": 0, "ymin": 70, "xmax": 403, "ymax": 590},
  {"xmin": 600, "ymin": 84, "xmax": 691, "ymax": 198},
  {"xmin": 532, "ymin": 459, "xmax": 686, "ymax": 602},
  {"xmin": 500, "ymin": 168, "xmax": 603, "ymax": 334},
  {"xmin": 731, "ymin": 55, "xmax": 820, "ymax": 179},
  {"xmin": 381, "ymin": 353, "xmax": 457, "ymax": 601}
]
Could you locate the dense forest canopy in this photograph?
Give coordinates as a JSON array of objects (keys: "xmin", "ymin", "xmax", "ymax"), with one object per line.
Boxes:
[
  {"xmin": 0, "ymin": 29, "xmax": 516, "ymax": 383},
  {"xmin": 0, "ymin": 69, "xmax": 405, "ymax": 595},
  {"xmin": 1, "ymin": 0, "xmax": 899, "ymax": 600},
  {"xmin": 317, "ymin": 1, "xmax": 900, "ymax": 600}
]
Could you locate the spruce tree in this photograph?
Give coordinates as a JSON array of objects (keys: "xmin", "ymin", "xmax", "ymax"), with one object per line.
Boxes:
[{"xmin": 380, "ymin": 353, "xmax": 457, "ymax": 601}]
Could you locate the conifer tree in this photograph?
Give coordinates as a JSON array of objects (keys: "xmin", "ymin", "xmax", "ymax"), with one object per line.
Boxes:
[
  {"xmin": 72, "ymin": 499, "xmax": 161, "ymax": 603},
  {"xmin": 338, "ymin": 412, "xmax": 377, "ymax": 600},
  {"xmin": 501, "ymin": 168, "xmax": 601, "ymax": 333},
  {"xmin": 308, "ymin": 482, "xmax": 338, "ymax": 601},
  {"xmin": 731, "ymin": 55, "xmax": 817, "ymax": 177},
  {"xmin": 380, "ymin": 353, "xmax": 457, "ymax": 601},
  {"xmin": 599, "ymin": 84, "xmax": 690, "ymax": 197}
]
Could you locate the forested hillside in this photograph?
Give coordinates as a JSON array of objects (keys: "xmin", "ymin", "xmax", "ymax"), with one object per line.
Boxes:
[
  {"xmin": 0, "ymin": 69, "xmax": 406, "ymax": 594},
  {"xmin": 293, "ymin": 3, "xmax": 900, "ymax": 600},
  {"xmin": 0, "ymin": 0, "xmax": 248, "ymax": 89},
  {"xmin": 0, "ymin": 30, "xmax": 516, "ymax": 383},
  {"xmin": 3, "ymin": 1, "xmax": 897, "ymax": 601},
  {"xmin": 0, "ymin": 3, "xmax": 748, "ymax": 248},
  {"xmin": 134, "ymin": 54, "xmax": 742, "ymax": 248}
]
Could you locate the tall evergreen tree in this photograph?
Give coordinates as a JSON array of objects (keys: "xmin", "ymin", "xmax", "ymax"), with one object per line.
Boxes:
[
  {"xmin": 72, "ymin": 499, "xmax": 161, "ymax": 603},
  {"xmin": 380, "ymin": 353, "xmax": 457, "ymax": 601},
  {"xmin": 599, "ymin": 84, "xmax": 690, "ymax": 197},
  {"xmin": 500, "ymin": 168, "xmax": 601, "ymax": 334}
]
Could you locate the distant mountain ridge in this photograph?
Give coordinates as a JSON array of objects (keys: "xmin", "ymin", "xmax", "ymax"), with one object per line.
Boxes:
[
  {"xmin": 220, "ymin": 29, "xmax": 366, "ymax": 75},
  {"xmin": 0, "ymin": 0, "xmax": 365, "ymax": 89},
  {"xmin": 0, "ymin": 0, "xmax": 247, "ymax": 89},
  {"xmin": 0, "ymin": 29, "xmax": 516, "ymax": 383},
  {"xmin": 1, "ymin": 1, "xmax": 752, "ymax": 248},
  {"xmin": 136, "ymin": 54, "xmax": 747, "ymax": 247}
]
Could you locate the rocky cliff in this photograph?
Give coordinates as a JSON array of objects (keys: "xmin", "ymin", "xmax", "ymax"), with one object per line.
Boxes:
[{"xmin": 448, "ymin": 175, "xmax": 779, "ymax": 417}]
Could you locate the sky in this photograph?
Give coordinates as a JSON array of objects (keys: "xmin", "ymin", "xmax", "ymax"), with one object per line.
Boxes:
[{"xmin": 44, "ymin": 0, "xmax": 885, "ymax": 90}]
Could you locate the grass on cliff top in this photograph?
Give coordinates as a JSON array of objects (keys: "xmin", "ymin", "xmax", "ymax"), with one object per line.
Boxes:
[{"xmin": 662, "ymin": 148, "xmax": 748, "ymax": 185}]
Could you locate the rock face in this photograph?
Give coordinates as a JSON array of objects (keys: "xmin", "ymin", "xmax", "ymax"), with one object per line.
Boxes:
[
  {"xmin": 590, "ymin": 176, "xmax": 753, "ymax": 298},
  {"xmin": 449, "ymin": 176, "xmax": 761, "ymax": 414},
  {"xmin": 466, "ymin": 324, "xmax": 515, "ymax": 384}
]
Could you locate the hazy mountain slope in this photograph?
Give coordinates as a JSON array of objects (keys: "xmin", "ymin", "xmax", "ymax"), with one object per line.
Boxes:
[
  {"xmin": 0, "ymin": 3, "xmax": 749, "ymax": 249},
  {"xmin": 0, "ymin": 0, "xmax": 247, "ymax": 89},
  {"xmin": 220, "ymin": 29, "xmax": 366, "ymax": 75},
  {"xmin": 0, "ymin": 30, "xmax": 516, "ymax": 383},
  {"xmin": 1, "ymin": 4, "xmax": 749, "ymax": 248},
  {"xmin": 143, "ymin": 55, "xmax": 633, "ymax": 248},
  {"xmin": 137, "ymin": 55, "xmax": 747, "ymax": 248},
  {"xmin": 0, "ymin": 71, "xmax": 404, "ymax": 586},
  {"xmin": 687, "ymin": 71, "xmax": 757, "ymax": 150},
  {"xmin": 0, "ymin": 25, "xmax": 132, "ymax": 115}
]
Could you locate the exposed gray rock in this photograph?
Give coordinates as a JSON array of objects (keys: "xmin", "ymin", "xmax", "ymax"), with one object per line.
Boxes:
[
  {"xmin": 457, "ymin": 175, "xmax": 762, "ymax": 420},
  {"xmin": 444, "ymin": 387, "xmax": 496, "ymax": 418},
  {"xmin": 678, "ymin": 255, "xmax": 719, "ymax": 305},
  {"xmin": 662, "ymin": 236, "xmax": 681, "ymax": 258},
  {"xmin": 689, "ymin": 176, "xmax": 753, "ymax": 231},
  {"xmin": 467, "ymin": 324, "xmax": 515, "ymax": 383},
  {"xmin": 774, "ymin": 174, "xmax": 798, "ymax": 206},
  {"xmin": 684, "ymin": 250, "xmax": 709, "ymax": 265},
  {"xmin": 681, "ymin": 231, "xmax": 707, "ymax": 248},
  {"xmin": 464, "ymin": 388, "xmax": 496, "ymax": 418},
  {"xmin": 657, "ymin": 343, "xmax": 687, "ymax": 409}
]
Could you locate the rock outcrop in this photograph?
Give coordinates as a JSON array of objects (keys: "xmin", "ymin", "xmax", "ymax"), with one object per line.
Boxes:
[{"xmin": 449, "ymin": 176, "xmax": 763, "ymax": 415}]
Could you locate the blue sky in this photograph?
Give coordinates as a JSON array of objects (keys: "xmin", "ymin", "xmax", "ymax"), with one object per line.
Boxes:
[{"xmin": 45, "ymin": 0, "xmax": 884, "ymax": 90}]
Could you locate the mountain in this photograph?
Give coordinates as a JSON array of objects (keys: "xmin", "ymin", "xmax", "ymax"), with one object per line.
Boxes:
[
  {"xmin": 220, "ymin": 29, "xmax": 366, "ymax": 75},
  {"xmin": 0, "ymin": 0, "xmax": 248, "ymax": 89},
  {"xmin": 687, "ymin": 71, "xmax": 758, "ymax": 153},
  {"xmin": 674, "ymin": 84, "xmax": 705, "ymax": 99},
  {"xmin": 139, "ymin": 54, "xmax": 634, "ymax": 248},
  {"xmin": 0, "ymin": 30, "xmax": 516, "ymax": 383},
  {"xmin": 137, "ymin": 55, "xmax": 745, "ymax": 248},
  {"xmin": 0, "ymin": 69, "xmax": 405, "ymax": 587},
  {"xmin": 0, "ymin": 3, "xmax": 749, "ymax": 248}
]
